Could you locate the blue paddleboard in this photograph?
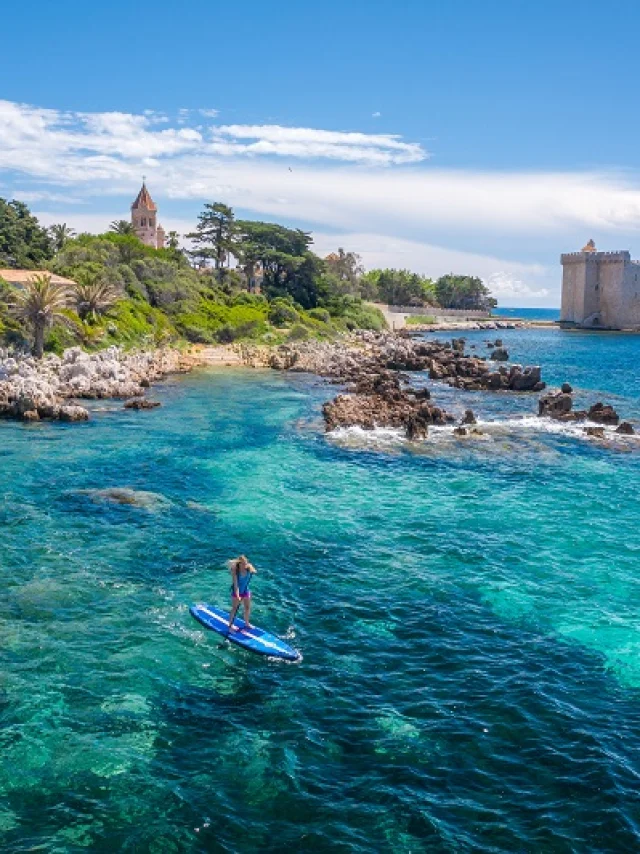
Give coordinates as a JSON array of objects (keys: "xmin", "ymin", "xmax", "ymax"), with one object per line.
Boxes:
[{"xmin": 189, "ymin": 603, "xmax": 300, "ymax": 662}]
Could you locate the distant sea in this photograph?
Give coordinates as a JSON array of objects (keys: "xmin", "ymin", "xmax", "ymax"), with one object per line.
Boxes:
[{"xmin": 493, "ymin": 306, "xmax": 560, "ymax": 321}]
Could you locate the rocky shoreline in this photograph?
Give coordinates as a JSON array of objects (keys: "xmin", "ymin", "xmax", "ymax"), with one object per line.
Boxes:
[
  {"xmin": 0, "ymin": 346, "xmax": 195, "ymax": 422},
  {"xmin": 238, "ymin": 331, "xmax": 634, "ymax": 440},
  {"xmin": 402, "ymin": 319, "xmax": 533, "ymax": 332},
  {"xmin": 1, "ymin": 332, "xmax": 635, "ymax": 442}
]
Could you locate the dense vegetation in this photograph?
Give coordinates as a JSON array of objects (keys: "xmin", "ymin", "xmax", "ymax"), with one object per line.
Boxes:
[
  {"xmin": 0, "ymin": 199, "xmax": 53, "ymax": 269},
  {"xmin": 0, "ymin": 197, "xmax": 496, "ymax": 356}
]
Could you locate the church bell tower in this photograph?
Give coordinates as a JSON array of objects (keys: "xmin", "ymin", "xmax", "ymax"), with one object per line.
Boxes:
[{"xmin": 131, "ymin": 180, "xmax": 165, "ymax": 248}]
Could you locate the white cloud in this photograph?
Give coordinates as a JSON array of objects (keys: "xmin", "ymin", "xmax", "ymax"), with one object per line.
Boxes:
[
  {"xmin": 4, "ymin": 99, "xmax": 640, "ymax": 239},
  {"xmin": 12, "ymin": 189, "xmax": 86, "ymax": 204},
  {"xmin": 7, "ymin": 99, "xmax": 640, "ymax": 306},
  {"xmin": 0, "ymin": 101, "xmax": 425, "ymax": 176},
  {"xmin": 199, "ymin": 108, "xmax": 219, "ymax": 118},
  {"xmin": 208, "ymin": 124, "xmax": 424, "ymax": 164},
  {"xmin": 3, "ymin": 98, "xmax": 640, "ymax": 243},
  {"xmin": 372, "ymin": 111, "xmax": 381, "ymax": 118}
]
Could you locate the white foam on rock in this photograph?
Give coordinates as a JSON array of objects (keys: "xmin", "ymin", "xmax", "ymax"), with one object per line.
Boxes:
[{"xmin": 327, "ymin": 416, "xmax": 638, "ymax": 450}]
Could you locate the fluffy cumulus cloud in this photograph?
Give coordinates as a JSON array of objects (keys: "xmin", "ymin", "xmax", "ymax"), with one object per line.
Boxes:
[{"xmin": 5, "ymin": 99, "xmax": 640, "ymax": 304}]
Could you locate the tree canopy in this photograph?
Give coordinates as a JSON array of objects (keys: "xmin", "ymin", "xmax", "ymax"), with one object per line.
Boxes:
[
  {"xmin": 0, "ymin": 195, "xmax": 499, "ymax": 356},
  {"xmin": 186, "ymin": 203, "xmax": 237, "ymax": 281},
  {"xmin": 235, "ymin": 220, "xmax": 322, "ymax": 308},
  {"xmin": 0, "ymin": 199, "xmax": 53, "ymax": 268},
  {"xmin": 324, "ymin": 248, "xmax": 364, "ymax": 294},
  {"xmin": 360, "ymin": 268, "xmax": 436, "ymax": 306},
  {"xmin": 434, "ymin": 274, "xmax": 497, "ymax": 311}
]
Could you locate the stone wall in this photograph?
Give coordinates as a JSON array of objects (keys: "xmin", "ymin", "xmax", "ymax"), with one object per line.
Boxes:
[{"xmin": 385, "ymin": 305, "xmax": 490, "ymax": 318}]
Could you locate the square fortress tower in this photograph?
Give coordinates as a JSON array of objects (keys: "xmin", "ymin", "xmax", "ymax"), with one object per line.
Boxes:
[{"xmin": 560, "ymin": 240, "xmax": 640, "ymax": 329}]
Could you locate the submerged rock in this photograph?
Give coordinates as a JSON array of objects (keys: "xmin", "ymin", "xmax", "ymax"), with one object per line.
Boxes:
[
  {"xmin": 79, "ymin": 488, "xmax": 170, "ymax": 510},
  {"xmin": 124, "ymin": 398, "xmax": 161, "ymax": 410},
  {"xmin": 584, "ymin": 426, "xmax": 605, "ymax": 438},
  {"xmin": 616, "ymin": 421, "xmax": 635, "ymax": 435}
]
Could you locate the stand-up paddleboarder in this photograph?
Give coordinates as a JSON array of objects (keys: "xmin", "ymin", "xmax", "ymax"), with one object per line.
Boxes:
[{"xmin": 227, "ymin": 555, "xmax": 257, "ymax": 632}]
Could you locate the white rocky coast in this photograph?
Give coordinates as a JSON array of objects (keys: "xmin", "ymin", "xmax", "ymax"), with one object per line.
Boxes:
[{"xmin": 0, "ymin": 346, "xmax": 191, "ymax": 422}]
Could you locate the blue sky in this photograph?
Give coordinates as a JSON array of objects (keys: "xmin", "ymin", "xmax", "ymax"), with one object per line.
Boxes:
[{"xmin": 4, "ymin": 0, "xmax": 640, "ymax": 305}]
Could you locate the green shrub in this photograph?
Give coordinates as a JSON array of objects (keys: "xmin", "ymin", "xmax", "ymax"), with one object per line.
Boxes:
[
  {"xmin": 105, "ymin": 300, "xmax": 177, "ymax": 346},
  {"xmin": 307, "ymin": 307, "xmax": 330, "ymax": 323},
  {"xmin": 406, "ymin": 314, "xmax": 437, "ymax": 325},
  {"xmin": 177, "ymin": 321, "xmax": 217, "ymax": 344},
  {"xmin": 232, "ymin": 291, "xmax": 268, "ymax": 307},
  {"xmin": 0, "ymin": 313, "xmax": 29, "ymax": 349},
  {"xmin": 173, "ymin": 297, "xmax": 268, "ymax": 343},
  {"xmin": 268, "ymin": 301, "xmax": 299, "ymax": 327},
  {"xmin": 287, "ymin": 323, "xmax": 310, "ymax": 341},
  {"xmin": 216, "ymin": 319, "xmax": 266, "ymax": 343},
  {"xmin": 44, "ymin": 323, "xmax": 76, "ymax": 355}
]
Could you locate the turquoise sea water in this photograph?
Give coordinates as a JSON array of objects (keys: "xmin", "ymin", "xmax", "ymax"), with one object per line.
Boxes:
[
  {"xmin": 2, "ymin": 328, "xmax": 640, "ymax": 852},
  {"xmin": 493, "ymin": 307, "xmax": 560, "ymax": 321}
]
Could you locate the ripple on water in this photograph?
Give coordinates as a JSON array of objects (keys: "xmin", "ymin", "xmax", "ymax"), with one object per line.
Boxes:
[{"xmin": 2, "ymin": 339, "xmax": 640, "ymax": 850}]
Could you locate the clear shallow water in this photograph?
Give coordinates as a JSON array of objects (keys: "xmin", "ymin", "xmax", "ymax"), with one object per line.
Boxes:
[{"xmin": 2, "ymin": 330, "xmax": 640, "ymax": 852}]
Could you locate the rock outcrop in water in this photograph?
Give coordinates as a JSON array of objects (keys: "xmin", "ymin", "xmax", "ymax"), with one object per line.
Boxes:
[
  {"xmin": 244, "ymin": 332, "xmax": 548, "ymax": 436},
  {"xmin": 322, "ymin": 369, "xmax": 454, "ymax": 439},
  {"xmin": 253, "ymin": 332, "xmax": 546, "ymax": 394},
  {"xmin": 538, "ymin": 390, "xmax": 626, "ymax": 428},
  {"xmin": 587, "ymin": 402, "xmax": 620, "ymax": 425},
  {"xmin": 0, "ymin": 346, "xmax": 190, "ymax": 422}
]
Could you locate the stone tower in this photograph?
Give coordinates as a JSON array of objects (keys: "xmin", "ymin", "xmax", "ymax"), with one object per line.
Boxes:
[
  {"xmin": 131, "ymin": 181, "xmax": 165, "ymax": 249},
  {"xmin": 560, "ymin": 239, "xmax": 640, "ymax": 329}
]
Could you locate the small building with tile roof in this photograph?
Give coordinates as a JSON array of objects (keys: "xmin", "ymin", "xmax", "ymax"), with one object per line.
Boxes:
[{"xmin": 0, "ymin": 270, "xmax": 76, "ymax": 288}]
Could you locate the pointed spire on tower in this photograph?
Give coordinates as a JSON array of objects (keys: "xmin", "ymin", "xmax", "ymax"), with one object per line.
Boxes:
[{"xmin": 131, "ymin": 180, "xmax": 157, "ymax": 212}]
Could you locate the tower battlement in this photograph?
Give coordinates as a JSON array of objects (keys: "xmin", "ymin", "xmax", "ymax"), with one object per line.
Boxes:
[{"xmin": 561, "ymin": 250, "xmax": 630, "ymax": 263}]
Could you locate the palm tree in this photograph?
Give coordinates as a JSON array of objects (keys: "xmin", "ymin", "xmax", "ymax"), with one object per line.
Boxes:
[
  {"xmin": 72, "ymin": 273, "xmax": 121, "ymax": 321},
  {"xmin": 74, "ymin": 319, "xmax": 106, "ymax": 348},
  {"xmin": 49, "ymin": 223, "xmax": 76, "ymax": 251},
  {"xmin": 10, "ymin": 273, "xmax": 71, "ymax": 358},
  {"xmin": 110, "ymin": 220, "xmax": 136, "ymax": 235},
  {"xmin": 166, "ymin": 230, "xmax": 180, "ymax": 250}
]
